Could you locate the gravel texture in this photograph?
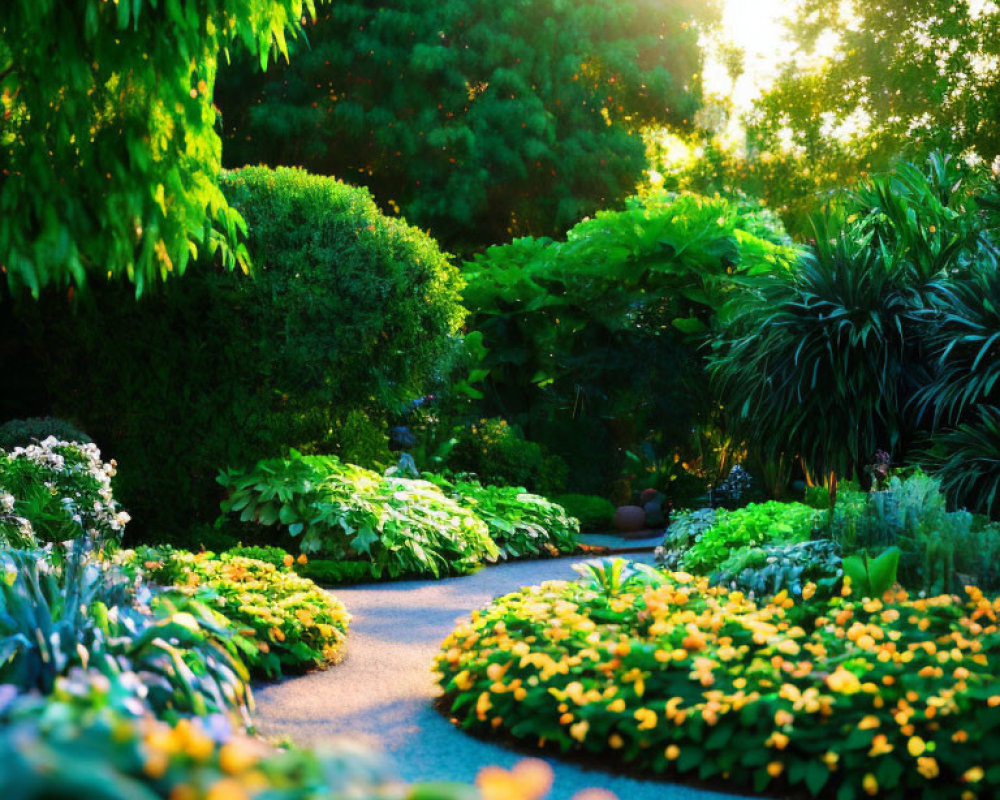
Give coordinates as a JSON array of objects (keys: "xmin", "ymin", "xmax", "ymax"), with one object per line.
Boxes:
[{"xmin": 253, "ymin": 554, "xmax": 753, "ymax": 800}]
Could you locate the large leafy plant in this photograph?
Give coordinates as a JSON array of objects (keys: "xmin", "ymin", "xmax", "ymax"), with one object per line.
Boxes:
[
  {"xmin": 711, "ymin": 156, "xmax": 997, "ymax": 480},
  {"xmin": 676, "ymin": 501, "xmax": 822, "ymax": 576},
  {"xmin": 427, "ymin": 475, "xmax": 579, "ymax": 560},
  {"xmin": 463, "ymin": 191, "xmax": 797, "ymax": 495},
  {"xmin": 219, "ymin": 453, "xmax": 498, "ymax": 578},
  {"xmin": 0, "ymin": 544, "xmax": 250, "ymax": 722},
  {"xmin": 0, "ymin": 1, "xmax": 326, "ymax": 295}
]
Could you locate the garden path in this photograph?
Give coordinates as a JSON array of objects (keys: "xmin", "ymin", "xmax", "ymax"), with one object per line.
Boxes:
[{"xmin": 253, "ymin": 554, "xmax": 755, "ymax": 800}]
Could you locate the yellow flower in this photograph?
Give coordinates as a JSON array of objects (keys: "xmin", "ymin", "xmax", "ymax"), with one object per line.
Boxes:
[
  {"xmin": 219, "ymin": 741, "xmax": 260, "ymax": 775},
  {"xmin": 283, "ymin": 554, "xmax": 294, "ymax": 568},
  {"xmin": 907, "ymin": 736, "xmax": 926, "ymax": 757},
  {"xmin": 766, "ymin": 761, "xmax": 784, "ymax": 778},
  {"xmin": 802, "ymin": 582, "xmax": 817, "ymax": 600},
  {"xmin": 963, "ymin": 767, "xmax": 985, "ymax": 783},
  {"xmin": 665, "ymin": 744, "xmax": 681, "ymax": 761},
  {"xmin": 868, "ymin": 734, "xmax": 893, "ymax": 757},
  {"xmin": 863, "ymin": 773, "xmax": 879, "ymax": 796},
  {"xmin": 206, "ymin": 779, "xmax": 249, "ymax": 800},
  {"xmin": 634, "ymin": 708, "xmax": 658, "ymax": 730},
  {"xmin": 297, "ymin": 553, "xmax": 308, "ymax": 565},
  {"xmin": 917, "ymin": 757, "xmax": 940, "ymax": 779},
  {"xmin": 570, "ymin": 720, "xmax": 590, "ymax": 742},
  {"xmin": 477, "ymin": 759, "xmax": 553, "ymax": 800},
  {"xmin": 858, "ymin": 715, "xmax": 880, "ymax": 730},
  {"xmin": 822, "ymin": 751, "xmax": 839, "ymax": 770},
  {"xmin": 826, "ymin": 666, "xmax": 861, "ymax": 694}
]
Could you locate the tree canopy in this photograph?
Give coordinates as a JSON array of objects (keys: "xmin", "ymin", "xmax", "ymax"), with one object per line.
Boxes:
[
  {"xmin": 217, "ymin": 0, "xmax": 715, "ymax": 250},
  {"xmin": 0, "ymin": 0, "xmax": 318, "ymax": 296},
  {"xmin": 735, "ymin": 0, "xmax": 1000, "ymax": 229}
]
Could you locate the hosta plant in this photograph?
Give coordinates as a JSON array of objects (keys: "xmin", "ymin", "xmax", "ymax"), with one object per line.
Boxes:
[
  {"xmin": 712, "ymin": 539, "xmax": 843, "ymax": 599},
  {"xmin": 426, "ymin": 475, "xmax": 579, "ymax": 560},
  {"xmin": 437, "ymin": 568, "xmax": 1000, "ymax": 800},
  {"xmin": 134, "ymin": 547, "xmax": 350, "ymax": 679},
  {"xmin": 219, "ymin": 453, "xmax": 498, "ymax": 578}
]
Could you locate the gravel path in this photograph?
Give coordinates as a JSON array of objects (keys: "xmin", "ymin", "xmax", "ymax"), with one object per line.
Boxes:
[{"xmin": 253, "ymin": 555, "xmax": 753, "ymax": 800}]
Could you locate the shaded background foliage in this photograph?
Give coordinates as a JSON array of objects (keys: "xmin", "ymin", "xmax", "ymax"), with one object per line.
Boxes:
[
  {"xmin": 216, "ymin": 0, "xmax": 717, "ymax": 251},
  {"xmin": 0, "ymin": 168, "xmax": 464, "ymax": 538}
]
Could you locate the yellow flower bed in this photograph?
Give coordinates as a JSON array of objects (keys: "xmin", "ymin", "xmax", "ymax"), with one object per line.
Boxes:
[
  {"xmin": 435, "ymin": 572, "xmax": 1000, "ymax": 800},
  {"xmin": 138, "ymin": 548, "xmax": 350, "ymax": 678}
]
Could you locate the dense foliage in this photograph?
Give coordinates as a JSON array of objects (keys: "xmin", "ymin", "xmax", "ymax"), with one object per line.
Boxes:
[
  {"xmin": 219, "ymin": 453, "xmax": 499, "ymax": 578},
  {"xmin": 711, "ymin": 155, "xmax": 1000, "ymax": 483},
  {"xmin": 0, "ymin": 670, "xmax": 541, "ymax": 800},
  {"xmin": 437, "ymin": 567, "xmax": 1000, "ymax": 800},
  {"xmin": 0, "ymin": 0, "xmax": 324, "ymax": 295},
  {"xmin": 1, "ymin": 544, "xmax": 251, "ymax": 724},
  {"xmin": 0, "ymin": 167, "xmax": 464, "ymax": 538},
  {"xmin": 463, "ymin": 191, "xmax": 797, "ymax": 496},
  {"xmin": 0, "ymin": 417, "xmax": 91, "ymax": 450},
  {"xmin": 427, "ymin": 475, "xmax": 579, "ymax": 560},
  {"xmin": 552, "ymin": 494, "xmax": 616, "ymax": 532},
  {"xmin": 133, "ymin": 547, "xmax": 350, "ymax": 678},
  {"xmin": 737, "ymin": 0, "xmax": 1000, "ymax": 228},
  {"xmin": 0, "ymin": 437, "xmax": 128, "ymax": 549},
  {"xmin": 217, "ymin": 0, "xmax": 713, "ymax": 249}
]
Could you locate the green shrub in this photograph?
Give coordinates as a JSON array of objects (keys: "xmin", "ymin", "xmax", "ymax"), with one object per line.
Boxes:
[
  {"xmin": 428, "ymin": 475, "xmax": 579, "ymax": 559},
  {"xmin": 712, "ymin": 539, "xmax": 843, "ymax": 598},
  {"xmin": 0, "ymin": 417, "xmax": 91, "ymax": 450},
  {"xmin": 552, "ymin": 494, "xmax": 615, "ymax": 532},
  {"xmin": 0, "ymin": 545, "xmax": 248, "ymax": 722},
  {"xmin": 449, "ymin": 418, "xmax": 568, "ymax": 495},
  {"xmin": 0, "ymin": 438, "xmax": 128, "ymax": 549},
  {"xmin": 4, "ymin": 167, "xmax": 465, "ymax": 539},
  {"xmin": 674, "ymin": 501, "xmax": 822, "ymax": 576},
  {"xmin": 296, "ymin": 559, "xmax": 379, "ymax": 586},
  {"xmin": 437, "ymin": 570, "xmax": 1000, "ymax": 800},
  {"xmin": 219, "ymin": 453, "xmax": 498, "ymax": 579},
  {"xmin": 135, "ymin": 547, "xmax": 349, "ymax": 679},
  {"xmin": 462, "ymin": 192, "xmax": 798, "ymax": 498}
]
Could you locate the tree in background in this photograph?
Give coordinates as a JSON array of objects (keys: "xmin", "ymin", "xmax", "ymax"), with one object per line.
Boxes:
[
  {"xmin": 0, "ymin": 0, "xmax": 319, "ymax": 296},
  {"xmin": 217, "ymin": 0, "xmax": 716, "ymax": 251},
  {"xmin": 653, "ymin": 0, "xmax": 1000, "ymax": 237}
]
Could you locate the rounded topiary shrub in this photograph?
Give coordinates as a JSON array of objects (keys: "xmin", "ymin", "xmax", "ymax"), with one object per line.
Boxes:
[
  {"xmin": 0, "ymin": 417, "xmax": 91, "ymax": 450},
  {"xmin": 5, "ymin": 168, "xmax": 465, "ymax": 538}
]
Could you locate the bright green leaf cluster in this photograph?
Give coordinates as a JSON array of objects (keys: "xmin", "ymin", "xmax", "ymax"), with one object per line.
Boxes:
[{"xmin": 0, "ymin": 0, "xmax": 320, "ymax": 295}]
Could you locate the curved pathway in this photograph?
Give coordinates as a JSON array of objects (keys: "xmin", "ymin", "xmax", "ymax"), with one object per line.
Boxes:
[{"xmin": 254, "ymin": 554, "xmax": 754, "ymax": 800}]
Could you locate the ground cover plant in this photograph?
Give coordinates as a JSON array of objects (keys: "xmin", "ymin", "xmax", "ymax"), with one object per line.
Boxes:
[
  {"xmin": 657, "ymin": 501, "xmax": 822, "ymax": 577},
  {"xmin": 131, "ymin": 547, "xmax": 350, "ymax": 679},
  {"xmin": 437, "ymin": 565, "xmax": 1000, "ymax": 800},
  {"xmin": 219, "ymin": 452, "xmax": 499, "ymax": 578},
  {"xmin": 427, "ymin": 474, "xmax": 580, "ymax": 560}
]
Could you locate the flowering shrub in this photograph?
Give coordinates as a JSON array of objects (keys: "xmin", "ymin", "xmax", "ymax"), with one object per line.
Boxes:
[
  {"xmin": 436, "ymin": 568, "xmax": 1000, "ymax": 800},
  {"xmin": 0, "ymin": 436, "xmax": 129, "ymax": 548},
  {"xmin": 427, "ymin": 475, "xmax": 580, "ymax": 559},
  {"xmin": 135, "ymin": 548, "xmax": 350, "ymax": 678}
]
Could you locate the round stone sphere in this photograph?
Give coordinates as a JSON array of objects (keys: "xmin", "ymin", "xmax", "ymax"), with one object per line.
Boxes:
[{"xmin": 613, "ymin": 505, "xmax": 646, "ymax": 533}]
